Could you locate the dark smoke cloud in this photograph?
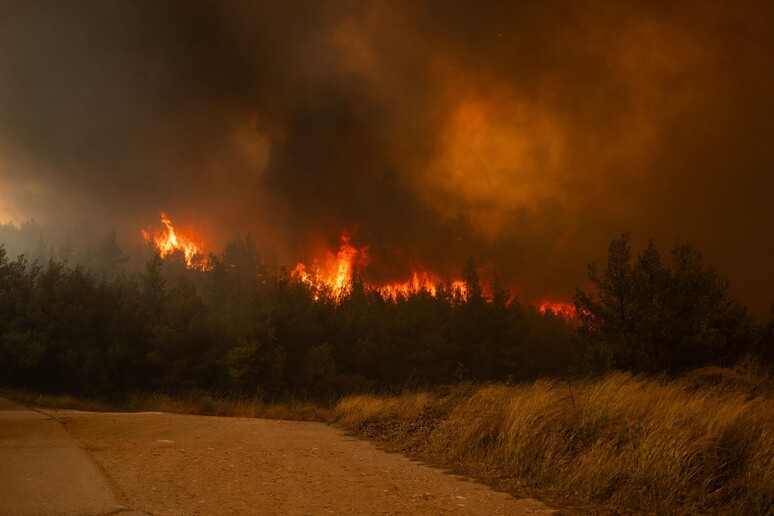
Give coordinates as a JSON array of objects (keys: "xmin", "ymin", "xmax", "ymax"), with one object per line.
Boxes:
[{"xmin": 1, "ymin": 0, "xmax": 773, "ymax": 316}]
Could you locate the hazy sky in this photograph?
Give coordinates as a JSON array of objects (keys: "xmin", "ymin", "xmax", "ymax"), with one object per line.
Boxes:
[{"xmin": 1, "ymin": 0, "xmax": 772, "ymax": 315}]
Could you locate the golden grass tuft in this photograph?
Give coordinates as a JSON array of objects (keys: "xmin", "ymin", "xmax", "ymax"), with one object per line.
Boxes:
[
  {"xmin": 337, "ymin": 391, "xmax": 435, "ymax": 425},
  {"xmin": 336, "ymin": 371, "xmax": 774, "ymax": 514}
]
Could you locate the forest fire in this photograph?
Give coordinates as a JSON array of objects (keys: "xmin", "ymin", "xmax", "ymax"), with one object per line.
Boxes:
[
  {"xmin": 539, "ymin": 301, "xmax": 576, "ymax": 319},
  {"xmin": 291, "ymin": 233, "xmax": 370, "ymax": 296},
  {"xmin": 292, "ymin": 232, "xmax": 468, "ymax": 299},
  {"xmin": 141, "ymin": 217, "xmax": 570, "ymax": 313},
  {"xmin": 379, "ymin": 272, "xmax": 468, "ymax": 299},
  {"xmin": 142, "ymin": 212, "xmax": 210, "ymax": 270},
  {"xmin": 293, "ymin": 233, "xmax": 578, "ymax": 313}
]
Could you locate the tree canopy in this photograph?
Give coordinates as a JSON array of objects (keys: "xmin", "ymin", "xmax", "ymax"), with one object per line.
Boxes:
[{"xmin": 574, "ymin": 233, "xmax": 757, "ymax": 373}]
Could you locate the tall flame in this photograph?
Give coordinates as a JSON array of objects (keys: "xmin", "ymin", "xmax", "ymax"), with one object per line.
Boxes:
[
  {"xmin": 292, "ymin": 232, "xmax": 467, "ymax": 299},
  {"xmin": 140, "ymin": 217, "xmax": 573, "ymax": 315},
  {"xmin": 292, "ymin": 232, "xmax": 574, "ymax": 314},
  {"xmin": 291, "ymin": 233, "xmax": 369, "ymax": 297},
  {"xmin": 142, "ymin": 212, "xmax": 209, "ymax": 270}
]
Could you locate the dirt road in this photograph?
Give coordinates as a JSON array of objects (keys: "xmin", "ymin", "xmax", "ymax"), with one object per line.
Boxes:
[
  {"xmin": 2, "ymin": 399, "xmax": 554, "ymax": 515},
  {"xmin": 0, "ymin": 398, "xmax": 125, "ymax": 516}
]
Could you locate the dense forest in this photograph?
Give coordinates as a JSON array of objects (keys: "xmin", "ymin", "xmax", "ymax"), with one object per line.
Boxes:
[{"xmin": 0, "ymin": 230, "xmax": 771, "ymax": 401}]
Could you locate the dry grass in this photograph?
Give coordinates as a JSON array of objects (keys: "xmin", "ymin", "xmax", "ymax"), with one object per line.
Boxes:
[
  {"xmin": 1, "ymin": 389, "xmax": 333, "ymax": 422},
  {"xmin": 336, "ymin": 370, "xmax": 774, "ymax": 514}
]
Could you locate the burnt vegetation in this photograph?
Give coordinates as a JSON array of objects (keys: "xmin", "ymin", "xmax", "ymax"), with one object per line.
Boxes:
[{"xmin": 0, "ymin": 230, "xmax": 771, "ymax": 401}]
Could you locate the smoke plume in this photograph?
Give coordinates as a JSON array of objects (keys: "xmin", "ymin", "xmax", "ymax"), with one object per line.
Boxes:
[{"xmin": 1, "ymin": 0, "xmax": 772, "ymax": 314}]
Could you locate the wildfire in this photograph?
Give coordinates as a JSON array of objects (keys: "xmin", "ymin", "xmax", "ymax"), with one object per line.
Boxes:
[
  {"xmin": 142, "ymin": 212, "xmax": 210, "ymax": 270},
  {"xmin": 140, "ymin": 217, "xmax": 574, "ymax": 315},
  {"xmin": 378, "ymin": 271, "xmax": 467, "ymax": 298},
  {"xmin": 291, "ymin": 233, "xmax": 369, "ymax": 297},
  {"xmin": 292, "ymin": 232, "xmax": 467, "ymax": 299},
  {"xmin": 539, "ymin": 301, "xmax": 576, "ymax": 319}
]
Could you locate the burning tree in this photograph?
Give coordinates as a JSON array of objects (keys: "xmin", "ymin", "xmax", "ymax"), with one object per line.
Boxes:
[{"xmin": 143, "ymin": 213, "xmax": 210, "ymax": 271}]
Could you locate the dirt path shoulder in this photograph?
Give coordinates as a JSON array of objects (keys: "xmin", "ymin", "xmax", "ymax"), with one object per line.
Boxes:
[{"xmin": 47, "ymin": 408, "xmax": 553, "ymax": 515}]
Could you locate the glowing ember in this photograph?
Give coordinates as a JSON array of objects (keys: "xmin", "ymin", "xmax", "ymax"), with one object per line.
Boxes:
[
  {"xmin": 539, "ymin": 301, "xmax": 576, "ymax": 319},
  {"xmin": 142, "ymin": 212, "xmax": 210, "ymax": 270}
]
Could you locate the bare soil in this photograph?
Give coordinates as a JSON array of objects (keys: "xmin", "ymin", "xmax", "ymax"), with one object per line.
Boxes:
[{"xmin": 46, "ymin": 408, "xmax": 554, "ymax": 515}]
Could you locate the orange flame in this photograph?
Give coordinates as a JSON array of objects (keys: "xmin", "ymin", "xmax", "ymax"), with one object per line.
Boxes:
[
  {"xmin": 293, "ymin": 232, "xmax": 468, "ymax": 300},
  {"xmin": 291, "ymin": 233, "xmax": 369, "ymax": 297},
  {"xmin": 539, "ymin": 301, "xmax": 576, "ymax": 319},
  {"xmin": 379, "ymin": 272, "xmax": 467, "ymax": 298},
  {"xmin": 139, "ymin": 217, "xmax": 572, "ymax": 312},
  {"xmin": 142, "ymin": 212, "xmax": 210, "ymax": 270}
]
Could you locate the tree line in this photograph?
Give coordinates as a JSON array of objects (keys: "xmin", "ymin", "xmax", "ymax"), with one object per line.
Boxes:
[
  {"xmin": 575, "ymin": 234, "xmax": 771, "ymax": 372},
  {"xmin": 0, "ymin": 233, "xmax": 771, "ymax": 401}
]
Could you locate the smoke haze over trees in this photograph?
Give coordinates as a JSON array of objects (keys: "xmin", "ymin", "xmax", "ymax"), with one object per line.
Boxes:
[{"xmin": 1, "ymin": 0, "xmax": 773, "ymax": 315}]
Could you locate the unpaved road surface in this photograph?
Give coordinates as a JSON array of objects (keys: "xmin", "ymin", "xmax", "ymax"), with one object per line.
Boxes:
[
  {"xmin": 0, "ymin": 397, "xmax": 127, "ymax": 516},
  {"xmin": 1, "ymin": 398, "xmax": 553, "ymax": 515}
]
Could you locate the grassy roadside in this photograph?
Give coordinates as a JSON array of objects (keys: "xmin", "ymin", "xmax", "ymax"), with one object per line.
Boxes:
[
  {"xmin": 0, "ymin": 389, "xmax": 333, "ymax": 422},
  {"xmin": 335, "ymin": 368, "xmax": 774, "ymax": 514},
  {"xmin": 4, "ymin": 366, "xmax": 772, "ymax": 513}
]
